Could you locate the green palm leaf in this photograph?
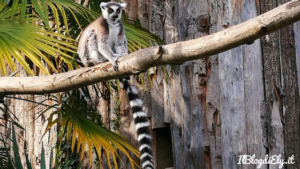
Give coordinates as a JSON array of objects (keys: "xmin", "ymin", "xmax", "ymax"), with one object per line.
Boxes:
[
  {"xmin": 0, "ymin": 19, "xmax": 77, "ymax": 75},
  {"xmin": 42, "ymin": 90, "xmax": 140, "ymax": 168},
  {"xmin": 0, "ymin": 1, "xmax": 98, "ymax": 76}
]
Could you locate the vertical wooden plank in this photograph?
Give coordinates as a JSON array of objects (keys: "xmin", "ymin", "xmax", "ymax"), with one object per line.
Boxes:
[
  {"xmin": 148, "ymin": 0, "xmax": 167, "ymax": 129},
  {"xmin": 170, "ymin": 71, "xmax": 184, "ymax": 169},
  {"xmin": 206, "ymin": 0, "xmax": 223, "ymax": 168},
  {"xmin": 10, "ymin": 95, "xmax": 25, "ymax": 166},
  {"xmin": 163, "ymin": 78, "xmax": 172, "ymax": 123},
  {"xmin": 180, "ymin": 62, "xmax": 194, "ymax": 168},
  {"xmin": 24, "ymin": 95, "xmax": 36, "ymax": 168},
  {"xmin": 34, "ymin": 95, "xmax": 54, "ymax": 169},
  {"xmin": 121, "ymin": 0, "xmax": 138, "ymax": 19},
  {"xmin": 164, "ymin": 0, "xmax": 177, "ymax": 125},
  {"xmin": 149, "ymin": 0, "xmax": 164, "ymax": 40},
  {"xmin": 138, "ymin": 72, "xmax": 153, "ymax": 118},
  {"xmin": 191, "ymin": 59, "xmax": 209, "ymax": 169},
  {"xmin": 119, "ymin": 86, "xmax": 137, "ymax": 169},
  {"xmin": 295, "ymin": 21, "xmax": 300, "ymax": 99},
  {"xmin": 268, "ymin": 83, "xmax": 284, "ymax": 169},
  {"xmin": 109, "ymin": 82, "xmax": 118, "ymax": 132},
  {"xmin": 260, "ymin": 0, "xmax": 281, "ymax": 102},
  {"xmin": 242, "ymin": 0, "xmax": 267, "ymax": 169},
  {"xmin": 164, "ymin": 0, "xmax": 178, "ymax": 44},
  {"xmin": 220, "ymin": 47, "xmax": 247, "ymax": 169},
  {"xmin": 172, "ymin": 0, "xmax": 191, "ymax": 167},
  {"xmin": 138, "ymin": 0, "xmax": 150, "ymax": 29},
  {"xmin": 206, "ymin": 54, "xmax": 222, "ymax": 169},
  {"xmin": 278, "ymin": 2, "xmax": 300, "ymax": 168},
  {"xmin": 177, "ymin": 0, "xmax": 210, "ymax": 167},
  {"xmin": 151, "ymin": 67, "xmax": 168, "ymax": 128},
  {"xmin": 97, "ymin": 83, "xmax": 110, "ymax": 128},
  {"xmin": 259, "ymin": 0, "xmax": 285, "ymax": 168},
  {"xmin": 219, "ymin": 1, "xmax": 247, "ymax": 169}
]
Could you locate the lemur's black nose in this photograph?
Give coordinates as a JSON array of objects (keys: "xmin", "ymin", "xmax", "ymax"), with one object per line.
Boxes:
[{"xmin": 112, "ymin": 13, "xmax": 118, "ymax": 18}]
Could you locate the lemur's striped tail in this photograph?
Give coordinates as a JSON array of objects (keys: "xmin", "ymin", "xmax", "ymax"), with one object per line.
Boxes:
[{"xmin": 120, "ymin": 78, "xmax": 154, "ymax": 169}]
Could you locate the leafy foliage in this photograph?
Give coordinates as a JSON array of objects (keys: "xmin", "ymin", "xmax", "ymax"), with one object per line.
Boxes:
[
  {"xmin": 0, "ymin": 124, "xmax": 46, "ymax": 169},
  {"xmin": 0, "ymin": 0, "xmax": 98, "ymax": 76},
  {"xmin": 56, "ymin": 134, "xmax": 82, "ymax": 169},
  {"xmin": 41, "ymin": 90, "xmax": 140, "ymax": 168}
]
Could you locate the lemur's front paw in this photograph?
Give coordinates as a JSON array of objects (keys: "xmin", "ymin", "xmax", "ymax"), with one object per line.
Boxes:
[
  {"xmin": 113, "ymin": 65, "xmax": 118, "ymax": 71},
  {"xmin": 112, "ymin": 55, "xmax": 121, "ymax": 71}
]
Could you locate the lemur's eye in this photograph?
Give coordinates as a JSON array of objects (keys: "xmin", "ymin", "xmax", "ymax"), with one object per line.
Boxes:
[
  {"xmin": 117, "ymin": 9, "xmax": 120, "ymax": 13},
  {"xmin": 108, "ymin": 8, "xmax": 113, "ymax": 13}
]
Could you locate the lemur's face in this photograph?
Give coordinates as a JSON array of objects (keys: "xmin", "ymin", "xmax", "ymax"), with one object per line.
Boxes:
[{"xmin": 100, "ymin": 2, "xmax": 126, "ymax": 23}]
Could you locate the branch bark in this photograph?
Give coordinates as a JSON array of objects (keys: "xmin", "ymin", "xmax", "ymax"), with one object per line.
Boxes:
[{"xmin": 1, "ymin": 0, "xmax": 300, "ymax": 95}]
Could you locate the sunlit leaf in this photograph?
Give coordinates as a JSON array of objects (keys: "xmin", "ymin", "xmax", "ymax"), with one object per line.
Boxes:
[
  {"xmin": 42, "ymin": 90, "xmax": 140, "ymax": 168},
  {"xmin": 20, "ymin": 0, "xmax": 26, "ymax": 23}
]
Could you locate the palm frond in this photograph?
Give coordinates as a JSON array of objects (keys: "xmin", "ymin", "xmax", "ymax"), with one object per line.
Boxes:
[
  {"xmin": 46, "ymin": 0, "xmax": 99, "ymax": 33},
  {"xmin": 42, "ymin": 90, "xmax": 140, "ymax": 168},
  {"xmin": 0, "ymin": 1, "xmax": 99, "ymax": 76},
  {"xmin": 0, "ymin": 20, "xmax": 77, "ymax": 75},
  {"xmin": 0, "ymin": 3, "xmax": 80, "ymax": 76}
]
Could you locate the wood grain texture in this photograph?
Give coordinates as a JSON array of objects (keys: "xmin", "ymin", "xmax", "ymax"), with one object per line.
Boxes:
[
  {"xmin": 268, "ymin": 83, "xmax": 284, "ymax": 169},
  {"xmin": 219, "ymin": 0, "xmax": 266, "ymax": 168},
  {"xmin": 2, "ymin": 1, "xmax": 300, "ymax": 169},
  {"xmin": 242, "ymin": 0, "xmax": 266, "ymax": 168},
  {"xmin": 295, "ymin": 21, "xmax": 300, "ymax": 100},
  {"xmin": 219, "ymin": 1, "xmax": 246, "ymax": 168},
  {"xmin": 170, "ymin": 70, "xmax": 184, "ymax": 169},
  {"xmin": 279, "ymin": 1, "xmax": 300, "ymax": 168},
  {"xmin": 206, "ymin": 1, "xmax": 223, "ymax": 168},
  {"xmin": 1, "ymin": 0, "xmax": 300, "ymax": 95},
  {"xmin": 151, "ymin": 67, "xmax": 168, "ymax": 129}
]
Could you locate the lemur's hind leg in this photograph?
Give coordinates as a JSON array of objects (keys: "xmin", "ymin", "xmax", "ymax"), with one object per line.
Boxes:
[{"xmin": 84, "ymin": 29, "xmax": 110, "ymax": 67}]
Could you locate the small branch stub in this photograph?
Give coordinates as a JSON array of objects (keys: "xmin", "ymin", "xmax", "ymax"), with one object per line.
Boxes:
[
  {"xmin": 156, "ymin": 46, "xmax": 163, "ymax": 55},
  {"xmin": 155, "ymin": 46, "xmax": 164, "ymax": 60}
]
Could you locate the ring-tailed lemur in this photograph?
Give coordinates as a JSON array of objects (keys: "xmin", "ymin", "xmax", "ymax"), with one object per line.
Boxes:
[{"xmin": 77, "ymin": 2, "xmax": 154, "ymax": 169}]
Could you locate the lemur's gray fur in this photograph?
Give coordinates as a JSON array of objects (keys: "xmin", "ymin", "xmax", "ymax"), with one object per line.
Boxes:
[
  {"xmin": 77, "ymin": 2, "xmax": 154, "ymax": 169},
  {"xmin": 77, "ymin": 1, "xmax": 128, "ymax": 70}
]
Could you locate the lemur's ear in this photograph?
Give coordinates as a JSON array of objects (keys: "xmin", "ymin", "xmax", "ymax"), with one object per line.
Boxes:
[
  {"xmin": 120, "ymin": 3, "xmax": 126, "ymax": 9},
  {"xmin": 100, "ymin": 2, "xmax": 107, "ymax": 10}
]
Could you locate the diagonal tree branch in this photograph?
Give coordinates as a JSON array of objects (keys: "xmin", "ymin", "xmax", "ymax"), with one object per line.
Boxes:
[{"xmin": 0, "ymin": 0, "xmax": 300, "ymax": 96}]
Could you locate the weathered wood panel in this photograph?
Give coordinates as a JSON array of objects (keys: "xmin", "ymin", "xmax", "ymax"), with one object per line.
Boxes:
[
  {"xmin": 278, "ymin": 1, "xmax": 300, "ymax": 168},
  {"xmin": 268, "ymin": 83, "xmax": 284, "ymax": 169},
  {"xmin": 170, "ymin": 70, "xmax": 184, "ymax": 169},
  {"xmin": 295, "ymin": 21, "xmax": 300, "ymax": 97},
  {"xmin": 151, "ymin": 67, "xmax": 168, "ymax": 129},
  {"xmin": 180, "ymin": 62, "xmax": 194, "ymax": 169},
  {"xmin": 259, "ymin": 0, "xmax": 300, "ymax": 168},
  {"xmin": 242, "ymin": 0, "xmax": 266, "ymax": 169},
  {"xmin": 218, "ymin": 0, "xmax": 247, "ymax": 168},
  {"xmin": 259, "ymin": 0, "xmax": 285, "ymax": 168},
  {"xmin": 206, "ymin": 0, "xmax": 222, "ymax": 168},
  {"xmin": 219, "ymin": 1, "xmax": 266, "ymax": 169},
  {"xmin": 260, "ymin": 0, "xmax": 281, "ymax": 102}
]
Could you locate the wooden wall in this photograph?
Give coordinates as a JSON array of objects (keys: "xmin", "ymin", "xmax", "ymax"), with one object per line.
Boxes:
[
  {"xmin": 0, "ymin": 0, "xmax": 299, "ymax": 169},
  {"xmin": 117, "ymin": 0, "xmax": 300, "ymax": 168}
]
